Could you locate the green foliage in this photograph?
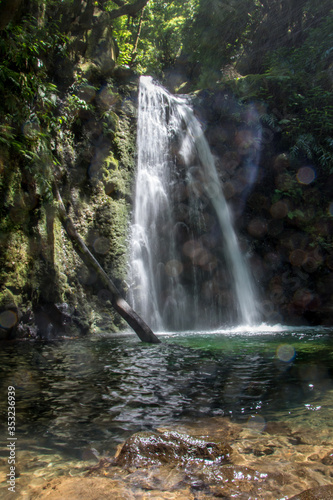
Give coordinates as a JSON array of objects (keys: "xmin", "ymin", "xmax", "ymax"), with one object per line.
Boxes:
[
  {"xmin": 263, "ymin": 15, "xmax": 333, "ymax": 171},
  {"xmin": 223, "ymin": 10, "xmax": 333, "ymax": 173},
  {"xmin": 59, "ymin": 94, "xmax": 94, "ymax": 127},
  {"xmin": 111, "ymin": 0, "xmax": 197, "ymax": 77},
  {"xmin": 183, "ymin": 0, "xmax": 255, "ymax": 87},
  {"xmin": 0, "ymin": 15, "xmax": 68, "ymax": 202},
  {"xmin": 178, "ymin": 0, "xmax": 333, "ymax": 88},
  {"xmin": 112, "ymin": 16, "xmax": 135, "ymax": 66}
]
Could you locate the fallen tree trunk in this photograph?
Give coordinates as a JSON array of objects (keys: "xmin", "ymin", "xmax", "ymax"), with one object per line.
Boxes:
[{"xmin": 54, "ymin": 186, "xmax": 161, "ymax": 344}]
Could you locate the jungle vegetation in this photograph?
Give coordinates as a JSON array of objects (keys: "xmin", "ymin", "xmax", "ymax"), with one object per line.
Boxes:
[
  {"xmin": 1, "ymin": 0, "xmax": 332, "ymax": 195},
  {"xmin": 0, "ymin": 0, "xmax": 332, "ymax": 334}
]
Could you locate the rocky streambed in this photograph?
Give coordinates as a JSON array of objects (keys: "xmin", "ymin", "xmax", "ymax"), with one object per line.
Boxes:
[{"xmin": 5, "ymin": 414, "xmax": 333, "ymax": 499}]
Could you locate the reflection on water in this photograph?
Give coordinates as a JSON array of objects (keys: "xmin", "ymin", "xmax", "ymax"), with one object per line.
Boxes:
[{"xmin": 0, "ymin": 325, "xmax": 332, "ymax": 494}]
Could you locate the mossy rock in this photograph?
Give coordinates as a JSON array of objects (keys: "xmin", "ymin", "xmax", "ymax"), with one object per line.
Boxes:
[
  {"xmin": 101, "ymin": 110, "xmax": 120, "ymax": 132},
  {"xmin": 114, "ymin": 113, "xmax": 136, "ymax": 172},
  {"xmin": 0, "ymin": 288, "xmax": 21, "ymax": 311},
  {"xmin": 102, "ymin": 164, "xmax": 130, "ymax": 199},
  {"xmin": 0, "ymin": 231, "xmax": 31, "ymax": 291},
  {"xmin": 90, "ymin": 197, "xmax": 129, "ymax": 284},
  {"xmin": 0, "ymin": 288, "xmax": 23, "ymax": 338}
]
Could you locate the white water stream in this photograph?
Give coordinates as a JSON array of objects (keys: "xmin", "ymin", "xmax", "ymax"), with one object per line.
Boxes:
[{"xmin": 128, "ymin": 76, "xmax": 258, "ymax": 330}]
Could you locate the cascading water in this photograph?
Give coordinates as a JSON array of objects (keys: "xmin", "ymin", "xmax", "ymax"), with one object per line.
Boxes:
[{"xmin": 127, "ymin": 76, "xmax": 258, "ymax": 331}]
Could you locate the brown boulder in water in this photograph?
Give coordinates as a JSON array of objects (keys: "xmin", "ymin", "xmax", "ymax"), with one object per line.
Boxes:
[{"xmin": 112, "ymin": 430, "xmax": 232, "ymax": 469}]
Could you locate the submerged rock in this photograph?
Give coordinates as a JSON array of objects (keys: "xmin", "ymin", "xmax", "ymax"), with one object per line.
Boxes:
[
  {"xmin": 24, "ymin": 415, "xmax": 333, "ymax": 500},
  {"xmin": 112, "ymin": 430, "xmax": 232, "ymax": 469},
  {"xmin": 30, "ymin": 477, "xmax": 134, "ymax": 500},
  {"xmin": 289, "ymin": 485, "xmax": 333, "ymax": 499}
]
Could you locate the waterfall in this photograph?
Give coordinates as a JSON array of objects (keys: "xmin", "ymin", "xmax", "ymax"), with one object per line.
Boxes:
[{"xmin": 127, "ymin": 76, "xmax": 258, "ymax": 331}]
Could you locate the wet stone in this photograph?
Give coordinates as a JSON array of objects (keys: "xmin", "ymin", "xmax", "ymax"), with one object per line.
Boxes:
[
  {"xmin": 15, "ymin": 412, "xmax": 333, "ymax": 500},
  {"xmin": 112, "ymin": 430, "xmax": 232, "ymax": 469},
  {"xmin": 126, "ymin": 467, "xmax": 187, "ymax": 492}
]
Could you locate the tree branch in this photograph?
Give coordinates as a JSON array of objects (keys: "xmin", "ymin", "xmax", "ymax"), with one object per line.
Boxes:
[
  {"xmin": 131, "ymin": 6, "xmax": 145, "ymax": 62},
  {"xmin": 110, "ymin": 0, "xmax": 126, "ymax": 6},
  {"xmin": 108, "ymin": 0, "xmax": 150, "ymax": 20},
  {"xmin": 54, "ymin": 185, "xmax": 161, "ymax": 344}
]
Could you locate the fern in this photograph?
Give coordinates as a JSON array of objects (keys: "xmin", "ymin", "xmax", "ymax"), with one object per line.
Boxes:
[{"xmin": 290, "ymin": 134, "xmax": 314, "ymax": 160}]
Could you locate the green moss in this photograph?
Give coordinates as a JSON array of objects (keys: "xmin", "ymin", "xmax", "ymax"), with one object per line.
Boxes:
[
  {"xmin": 102, "ymin": 110, "xmax": 120, "ymax": 132},
  {"xmin": 114, "ymin": 113, "xmax": 136, "ymax": 172},
  {"xmin": 87, "ymin": 195, "xmax": 130, "ymax": 286},
  {"xmin": 0, "ymin": 288, "xmax": 21, "ymax": 310},
  {"xmin": 0, "ymin": 231, "xmax": 31, "ymax": 291},
  {"xmin": 1, "ymin": 163, "xmax": 23, "ymax": 209},
  {"xmin": 53, "ymin": 216, "xmax": 75, "ymax": 302},
  {"xmin": 103, "ymin": 152, "xmax": 119, "ymax": 170},
  {"xmin": 109, "ymin": 198, "xmax": 129, "ymax": 251},
  {"xmin": 102, "ymin": 156, "xmax": 130, "ymax": 198}
]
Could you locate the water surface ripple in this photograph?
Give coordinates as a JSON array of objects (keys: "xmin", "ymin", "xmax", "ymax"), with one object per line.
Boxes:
[{"xmin": 0, "ymin": 326, "xmax": 332, "ymax": 459}]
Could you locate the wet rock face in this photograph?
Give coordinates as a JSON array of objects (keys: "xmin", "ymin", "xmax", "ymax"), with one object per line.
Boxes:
[
  {"xmin": 113, "ymin": 430, "xmax": 232, "ymax": 469},
  {"xmin": 192, "ymin": 90, "xmax": 333, "ymax": 326}
]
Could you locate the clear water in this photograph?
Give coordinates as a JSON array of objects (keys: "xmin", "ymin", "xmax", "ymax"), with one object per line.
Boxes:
[
  {"xmin": 127, "ymin": 76, "xmax": 258, "ymax": 330},
  {"xmin": 1, "ymin": 326, "xmax": 332, "ymax": 464}
]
